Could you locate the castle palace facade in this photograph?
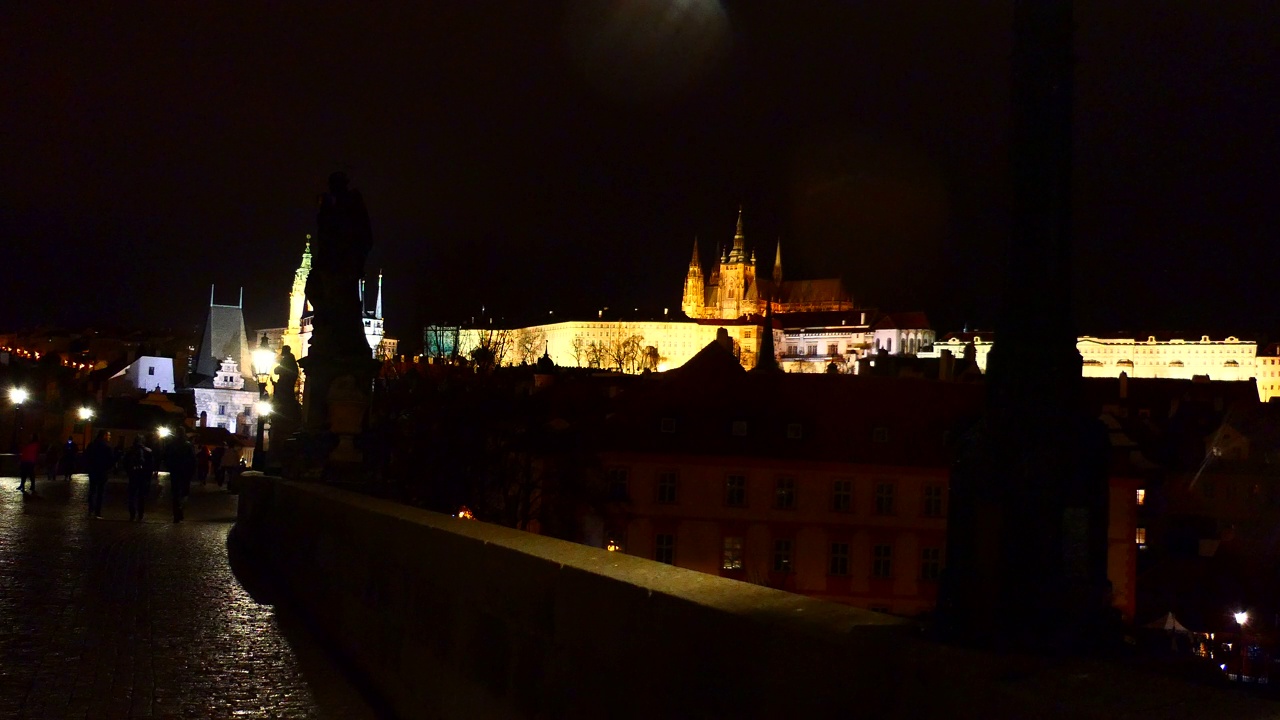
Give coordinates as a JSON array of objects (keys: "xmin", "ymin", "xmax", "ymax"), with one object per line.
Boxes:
[{"xmin": 681, "ymin": 208, "xmax": 855, "ymax": 320}]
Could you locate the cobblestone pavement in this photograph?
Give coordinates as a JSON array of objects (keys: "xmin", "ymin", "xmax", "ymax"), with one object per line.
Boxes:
[{"xmin": 0, "ymin": 475, "xmax": 382, "ymax": 719}]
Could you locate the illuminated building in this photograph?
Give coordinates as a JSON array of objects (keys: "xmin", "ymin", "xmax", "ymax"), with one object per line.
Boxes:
[
  {"xmin": 192, "ymin": 289, "xmax": 261, "ymax": 436},
  {"xmin": 681, "ymin": 208, "xmax": 854, "ymax": 320},
  {"xmin": 457, "ymin": 317, "xmax": 769, "ymax": 371},
  {"xmin": 108, "ymin": 356, "xmax": 176, "ymax": 395},
  {"xmin": 924, "ymin": 333, "xmax": 1275, "ymax": 400}
]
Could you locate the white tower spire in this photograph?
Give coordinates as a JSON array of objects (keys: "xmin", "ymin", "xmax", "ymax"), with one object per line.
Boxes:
[{"xmin": 375, "ymin": 269, "xmax": 383, "ymax": 319}]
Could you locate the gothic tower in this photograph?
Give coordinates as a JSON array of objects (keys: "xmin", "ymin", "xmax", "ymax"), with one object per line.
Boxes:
[
  {"xmin": 718, "ymin": 207, "xmax": 751, "ymax": 319},
  {"xmin": 681, "ymin": 238, "xmax": 705, "ymax": 318},
  {"xmin": 280, "ymin": 235, "xmax": 312, "ymax": 357}
]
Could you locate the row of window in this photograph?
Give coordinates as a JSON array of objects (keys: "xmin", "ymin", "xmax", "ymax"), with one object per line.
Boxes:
[
  {"xmin": 653, "ymin": 533, "xmax": 943, "ymax": 580},
  {"xmin": 611, "ymin": 469, "xmax": 945, "ymax": 516}
]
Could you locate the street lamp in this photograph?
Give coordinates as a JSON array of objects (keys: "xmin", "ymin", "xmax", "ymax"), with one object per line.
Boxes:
[
  {"xmin": 251, "ymin": 333, "xmax": 275, "ymax": 471},
  {"xmin": 9, "ymin": 387, "xmax": 28, "ymax": 453},
  {"xmin": 77, "ymin": 406, "xmax": 95, "ymax": 450}
]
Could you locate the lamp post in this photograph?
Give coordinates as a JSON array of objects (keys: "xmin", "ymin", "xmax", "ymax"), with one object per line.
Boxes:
[
  {"xmin": 251, "ymin": 334, "xmax": 275, "ymax": 471},
  {"xmin": 9, "ymin": 387, "xmax": 29, "ymax": 453},
  {"xmin": 77, "ymin": 406, "xmax": 95, "ymax": 451}
]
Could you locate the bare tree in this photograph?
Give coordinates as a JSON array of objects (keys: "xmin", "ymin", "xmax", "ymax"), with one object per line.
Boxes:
[
  {"xmin": 570, "ymin": 335, "xmax": 585, "ymax": 367},
  {"xmin": 515, "ymin": 327, "xmax": 548, "ymax": 365}
]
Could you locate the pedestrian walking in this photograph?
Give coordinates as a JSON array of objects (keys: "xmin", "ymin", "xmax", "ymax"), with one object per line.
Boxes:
[
  {"xmin": 85, "ymin": 430, "xmax": 113, "ymax": 518},
  {"xmin": 163, "ymin": 432, "xmax": 196, "ymax": 523},
  {"xmin": 18, "ymin": 434, "xmax": 40, "ymax": 492},
  {"xmin": 219, "ymin": 443, "xmax": 242, "ymax": 488},
  {"xmin": 123, "ymin": 437, "xmax": 153, "ymax": 522},
  {"xmin": 211, "ymin": 443, "xmax": 227, "ymax": 487},
  {"xmin": 196, "ymin": 444, "xmax": 211, "ymax": 485},
  {"xmin": 62, "ymin": 437, "xmax": 78, "ymax": 480}
]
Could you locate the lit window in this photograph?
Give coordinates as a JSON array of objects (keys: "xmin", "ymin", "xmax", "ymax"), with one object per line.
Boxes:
[
  {"xmin": 655, "ymin": 534, "xmax": 675, "ymax": 564},
  {"xmin": 775, "ymin": 477, "xmax": 796, "ymax": 509},
  {"xmin": 875, "ymin": 482, "xmax": 895, "ymax": 516},
  {"xmin": 832, "ymin": 479, "xmax": 852, "ymax": 512},
  {"xmin": 1136, "ymin": 528, "xmax": 1147, "ymax": 546},
  {"xmin": 873, "ymin": 544, "xmax": 893, "ymax": 578},
  {"xmin": 1136, "ymin": 488, "xmax": 1145, "ymax": 506},
  {"xmin": 921, "ymin": 547, "xmax": 942, "ymax": 581},
  {"xmin": 656, "ymin": 471, "xmax": 678, "ymax": 504},
  {"xmin": 725, "ymin": 475, "xmax": 747, "ymax": 507},
  {"xmin": 722, "ymin": 537, "xmax": 744, "ymax": 570},
  {"xmin": 829, "ymin": 543, "xmax": 850, "ymax": 576},
  {"xmin": 773, "ymin": 539, "xmax": 793, "ymax": 573}
]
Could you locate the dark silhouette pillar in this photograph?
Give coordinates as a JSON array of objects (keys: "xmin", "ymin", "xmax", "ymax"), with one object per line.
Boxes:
[{"xmin": 938, "ymin": 0, "xmax": 1116, "ymax": 650}]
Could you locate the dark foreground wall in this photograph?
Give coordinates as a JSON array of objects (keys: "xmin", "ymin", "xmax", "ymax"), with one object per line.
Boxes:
[{"xmin": 235, "ymin": 474, "xmax": 1277, "ymax": 720}]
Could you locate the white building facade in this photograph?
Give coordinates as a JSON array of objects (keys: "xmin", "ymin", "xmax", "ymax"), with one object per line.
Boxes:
[
  {"xmin": 192, "ymin": 357, "xmax": 260, "ymax": 435},
  {"xmin": 108, "ymin": 356, "xmax": 176, "ymax": 395}
]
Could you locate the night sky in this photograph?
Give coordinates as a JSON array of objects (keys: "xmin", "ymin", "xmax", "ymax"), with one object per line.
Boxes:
[{"xmin": 4, "ymin": 2, "xmax": 1279, "ymax": 350}]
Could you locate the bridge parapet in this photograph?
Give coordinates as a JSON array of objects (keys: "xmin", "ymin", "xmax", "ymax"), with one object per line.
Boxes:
[{"xmin": 235, "ymin": 473, "xmax": 1276, "ymax": 719}]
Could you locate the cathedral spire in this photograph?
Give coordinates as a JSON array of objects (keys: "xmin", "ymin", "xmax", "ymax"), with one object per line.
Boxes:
[
  {"xmin": 728, "ymin": 205, "xmax": 746, "ymax": 263},
  {"xmin": 375, "ymin": 269, "xmax": 383, "ymax": 320},
  {"xmin": 773, "ymin": 237, "xmax": 783, "ymax": 284},
  {"xmin": 689, "ymin": 236, "xmax": 701, "ymax": 270}
]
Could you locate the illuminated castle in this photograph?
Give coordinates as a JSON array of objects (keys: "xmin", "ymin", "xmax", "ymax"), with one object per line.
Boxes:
[{"xmin": 681, "ymin": 207, "xmax": 854, "ymax": 320}]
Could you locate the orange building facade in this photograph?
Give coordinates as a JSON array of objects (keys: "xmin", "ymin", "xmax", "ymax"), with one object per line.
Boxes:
[{"xmin": 594, "ymin": 347, "xmax": 1139, "ymax": 619}]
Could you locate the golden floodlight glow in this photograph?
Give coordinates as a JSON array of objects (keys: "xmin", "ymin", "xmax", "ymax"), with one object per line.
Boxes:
[
  {"xmin": 9, "ymin": 388, "xmax": 29, "ymax": 405},
  {"xmin": 606, "ymin": 540, "xmax": 621, "ymax": 552},
  {"xmin": 77, "ymin": 407, "xmax": 94, "ymax": 421},
  {"xmin": 455, "ymin": 506, "xmax": 475, "ymax": 520},
  {"xmin": 256, "ymin": 400, "xmax": 273, "ymax": 416}
]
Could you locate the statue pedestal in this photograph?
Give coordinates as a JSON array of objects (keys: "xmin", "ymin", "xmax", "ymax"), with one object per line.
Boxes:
[{"xmin": 293, "ymin": 352, "xmax": 381, "ymax": 484}]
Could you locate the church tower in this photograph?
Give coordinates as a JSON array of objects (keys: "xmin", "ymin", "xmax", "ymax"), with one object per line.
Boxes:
[
  {"xmin": 281, "ymin": 236, "xmax": 312, "ymax": 356},
  {"xmin": 718, "ymin": 207, "xmax": 751, "ymax": 319},
  {"xmin": 681, "ymin": 238, "xmax": 705, "ymax": 318}
]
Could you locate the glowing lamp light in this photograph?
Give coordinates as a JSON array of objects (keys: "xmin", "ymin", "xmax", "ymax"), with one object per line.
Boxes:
[
  {"xmin": 156, "ymin": 426, "xmax": 172, "ymax": 439},
  {"xmin": 1235, "ymin": 611, "xmax": 1249, "ymax": 626},
  {"xmin": 9, "ymin": 388, "xmax": 29, "ymax": 405},
  {"xmin": 606, "ymin": 540, "xmax": 621, "ymax": 552},
  {"xmin": 256, "ymin": 400, "xmax": 273, "ymax": 416},
  {"xmin": 455, "ymin": 506, "xmax": 475, "ymax": 520},
  {"xmin": 77, "ymin": 407, "xmax": 94, "ymax": 421},
  {"xmin": 252, "ymin": 334, "xmax": 275, "ymax": 380}
]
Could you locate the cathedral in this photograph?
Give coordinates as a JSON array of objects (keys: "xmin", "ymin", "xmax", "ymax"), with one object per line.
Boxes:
[{"xmin": 681, "ymin": 208, "xmax": 855, "ymax": 320}]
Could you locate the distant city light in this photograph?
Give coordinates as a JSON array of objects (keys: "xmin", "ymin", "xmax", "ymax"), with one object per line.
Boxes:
[
  {"xmin": 606, "ymin": 540, "xmax": 621, "ymax": 552},
  {"xmin": 1234, "ymin": 611, "xmax": 1249, "ymax": 626},
  {"xmin": 156, "ymin": 426, "xmax": 172, "ymax": 438},
  {"xmin": 9, "ymin": 388, "xmax": 29, "ymax": 405},
  {"xmin": 455, "ymin": 506, "xmax": 475, "ymax": 520},
  {"xmin": 77, "ymin": 407, "xmax": 94, "ymax": 421}
]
